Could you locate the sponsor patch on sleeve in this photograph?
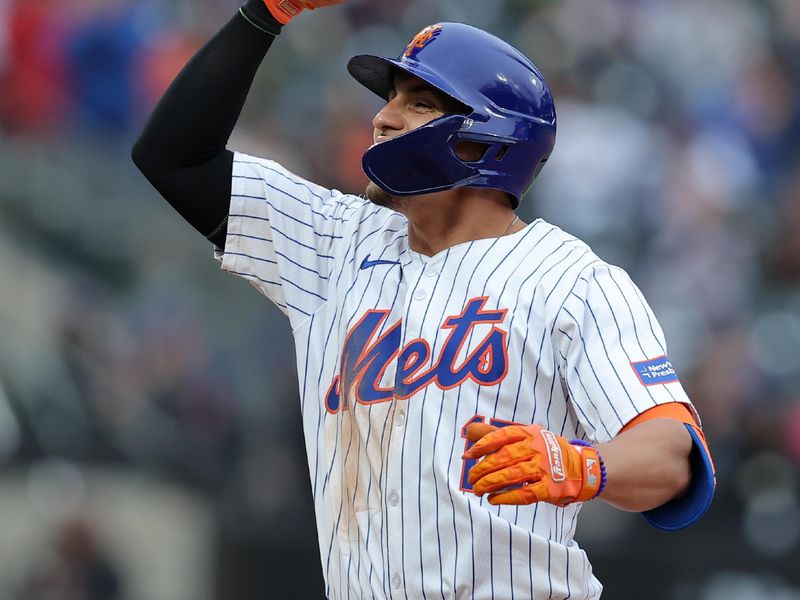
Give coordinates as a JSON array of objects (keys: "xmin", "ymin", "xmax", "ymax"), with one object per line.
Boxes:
[{"xmin": 631, "ymin": 356, "xmax": 679, "ymax": 386}]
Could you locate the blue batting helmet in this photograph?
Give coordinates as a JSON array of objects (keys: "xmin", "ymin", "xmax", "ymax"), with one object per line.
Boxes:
[{"xmin": 347, "ymin": 22, "xmax": 556, "ymax": 208}]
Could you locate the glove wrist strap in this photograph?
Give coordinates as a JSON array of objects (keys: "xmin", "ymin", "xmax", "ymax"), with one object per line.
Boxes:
[
  {"xmin": 263, "ymin": 0, "xmax": 304, "ymax": 24},
  {"xmin": 570, "ymin": 440, "xmax": 607, "ymax": 501}
]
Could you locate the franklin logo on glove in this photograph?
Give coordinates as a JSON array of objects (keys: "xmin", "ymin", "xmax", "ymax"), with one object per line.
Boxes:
[{"xmin": 541, "ymin": 429, "xmax": 566, "ymax": 482}]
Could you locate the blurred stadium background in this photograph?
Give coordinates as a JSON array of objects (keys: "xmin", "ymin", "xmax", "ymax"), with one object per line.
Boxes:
[{"xmin": 1, "ymin": 0, "xmax": 799, "ymax": 598}]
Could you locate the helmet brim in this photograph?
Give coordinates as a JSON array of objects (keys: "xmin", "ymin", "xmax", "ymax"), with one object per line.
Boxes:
[
  {"xmin": 347, "ymin": 55, "xmax": 396, "ymax": 100},
  {"xmin": 347, "ymin": 54, "xmax": 472, "ymax": 112}
]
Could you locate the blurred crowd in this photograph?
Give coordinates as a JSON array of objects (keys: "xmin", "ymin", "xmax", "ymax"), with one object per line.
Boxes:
[{"xmin": 1, "ymin": 0, "xmax": 799, "ymax": 598}]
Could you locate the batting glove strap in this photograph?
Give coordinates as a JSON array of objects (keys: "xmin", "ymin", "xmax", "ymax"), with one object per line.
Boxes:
[
  {"xmin": 263, "ymin": 0, "xmax": 304, "ymax": 24},
  {"xmin": 570, "ymin": 439, "xmax": 607, "ymax": 500}
]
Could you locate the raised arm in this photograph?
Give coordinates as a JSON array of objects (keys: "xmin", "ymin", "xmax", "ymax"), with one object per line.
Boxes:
[{"xmin": 131, "ymin": 0, "xmax": 342, "ymax": 247}]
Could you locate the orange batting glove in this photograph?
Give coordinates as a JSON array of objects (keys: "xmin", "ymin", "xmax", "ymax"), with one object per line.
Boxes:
[
  {"xmin": 463, "ymin": 423, "xmax": 606, "ymax": 506},
  {"xmin": 263, "ymin": 0, "xmax": 345, "ymax": 25}
]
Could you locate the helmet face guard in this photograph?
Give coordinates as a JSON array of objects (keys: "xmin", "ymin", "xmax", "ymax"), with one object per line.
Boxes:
[
  {"xmin": 347, "ymin": 23, "xmax": 557, "ymax": 207},
  {"xmin": 363, "ymin": 114, "xmax": 478, "ymax": 196}
]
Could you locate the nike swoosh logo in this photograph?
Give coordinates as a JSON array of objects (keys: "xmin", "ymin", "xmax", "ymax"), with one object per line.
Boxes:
[{"xmin": 360, "ymin": 255, "xmax": 400, "ymax": 270}]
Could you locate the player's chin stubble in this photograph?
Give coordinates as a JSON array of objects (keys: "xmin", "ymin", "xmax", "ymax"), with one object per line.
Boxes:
[{"xmin": 365, "ymin": 181, "xmax": 408, "ymax": 213}]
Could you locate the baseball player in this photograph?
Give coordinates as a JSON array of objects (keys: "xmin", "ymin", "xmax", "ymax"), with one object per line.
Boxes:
[{"xmin": 132, "ymin": 0, "xmax": 716, "ymax": 598}]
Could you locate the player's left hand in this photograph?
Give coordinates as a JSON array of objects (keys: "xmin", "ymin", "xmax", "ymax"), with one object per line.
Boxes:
[{"xmin": 463, "ymin": 423, "xmax": 605, "ymax": 506}]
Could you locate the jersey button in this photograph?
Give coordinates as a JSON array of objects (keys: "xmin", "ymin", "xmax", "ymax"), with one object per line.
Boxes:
[
  {"xmin": 388, "ymin": 490, "xmax": 400, "ymax": 507},
  {"xmin": 425, "ymin": 269, "xmax": 439, "ymax": 277},
  {"xmin": 414, "ymin": 289, "xmax": 427, "ymax": 301},
  {"xmin": 392, "ymin": 574, "xmax": 402, "ymax": 590},
  {"xmin": 395, "ymin": 411, "xmax": 405, "ymax": 427}
]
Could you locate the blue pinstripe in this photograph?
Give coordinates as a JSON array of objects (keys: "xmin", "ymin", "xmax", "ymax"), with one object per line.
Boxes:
[
  {"xmin": 505, "ymin": 243, "xmax": 571, "ymax": 423},
  {"xmin": 279, "ymin": 275, "xmax": 328, "ymax": 301},
  {"xmin": 229, "ymin": 229, "xmax": 336, "ymax": 259},
  {"xmin": 562, "ymin": 306, "xmax": 625, "ymax": 428},
  {"xmin": 590, "ymin": 267, "xmax": 658, "ymax": 406},
  {"xmin": 271, "ymin": 248, "xmax": 329, "ymax": 279},
  {"xmin": 240, "ymin": 181, "xmax": 349, "ymax": 223},
  {"xmin": 230, "ymin": 212, "xmax": 342, "ymax": 240},
  {"xmin": 512, "ymin": 249, "xmax": 596, "ymax": 431},
  {"xmin": 224, "ymin": 250, "xmax": 278, "ymax": 265},
  {"xmin": 547, "ymin": 538, "xmax": 552, "ymax": 597},
  {"xmin": 234, "ymin": 161, "xmax": 362, "ymax": 213},
  {"xmin": 605, "ymin": 268, "xmax": 680, "ymax": 404},
  {"xmin": 232, "ymin": 192, "xmax": 349, "ymax": 232},
  {"xmin": 285, "ymin": 301, "xmax": 312, "ymax": 318},
  {"xmin": 576, "ymin": 291, "xmax": 641, "ymax": 413},
  {"xmin": 565, "ymin": 366, "xmax": 612, "ymax": 439}
]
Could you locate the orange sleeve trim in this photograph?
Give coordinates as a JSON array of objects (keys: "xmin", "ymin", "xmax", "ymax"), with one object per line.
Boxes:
[
  {"xmin": 622, "ymin": 402, "xmax": 714, "ymax": 472},
  {"xmin": 620, "ymin": 402, "xmax": 698, "ymax": 433}
]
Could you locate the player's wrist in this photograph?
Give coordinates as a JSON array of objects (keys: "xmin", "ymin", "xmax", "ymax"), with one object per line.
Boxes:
[
  {"xmin": 240, "ymin": 0, "xmax": 283, "ymax": 35},
  {"xmin": 570, "ymin": 440, "xmax": 607, "ymax": 501}
]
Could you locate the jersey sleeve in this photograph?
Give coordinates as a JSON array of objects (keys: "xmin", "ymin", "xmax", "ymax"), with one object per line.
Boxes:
[
  {"xmin": 216, "ymin": 152, "xmax": 370, "ymax": 329},
  {"xmin": 554, "ymin": 264, "xmax": 695, "ymax": 443}
]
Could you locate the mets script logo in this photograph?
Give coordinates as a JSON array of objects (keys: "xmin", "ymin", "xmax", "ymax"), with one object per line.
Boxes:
[
  {"xmin": 325, "ymin": 297, "xmax": 509, "ymax": 414},
  {"xmin": 403, "ymin": 24, "xmax": 444, "ymax": 59}
]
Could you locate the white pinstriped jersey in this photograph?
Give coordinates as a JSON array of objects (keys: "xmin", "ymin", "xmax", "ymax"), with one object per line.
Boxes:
[{"xmin": 217, "ymin": 152, "xmax": 695, "ymax": 599}]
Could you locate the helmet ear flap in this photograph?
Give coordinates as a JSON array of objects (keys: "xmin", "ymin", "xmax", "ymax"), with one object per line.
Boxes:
[{"xmin": 362, "ymin": 114, "xmax": 481, "ymax": 196}]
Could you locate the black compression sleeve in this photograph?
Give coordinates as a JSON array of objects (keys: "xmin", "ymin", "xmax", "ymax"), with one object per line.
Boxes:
[{"xmin": 132, "ymin": 0, "xmax": 282, "ymax": 248}]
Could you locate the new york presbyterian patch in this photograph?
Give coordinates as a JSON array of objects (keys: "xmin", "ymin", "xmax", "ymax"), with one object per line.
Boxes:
[{"xmin": 631, "ymin": 356, "xmax": 680, "ymax": 386}]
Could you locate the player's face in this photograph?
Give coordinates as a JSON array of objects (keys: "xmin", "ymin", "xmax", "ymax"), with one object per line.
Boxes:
[
  {"xmin": 365, "ymin": 72, "xmax": 473, "ymax": 207},
  {"xmin": 371, "ymin": 71, "xmax": 462, "ymax": 143}
]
